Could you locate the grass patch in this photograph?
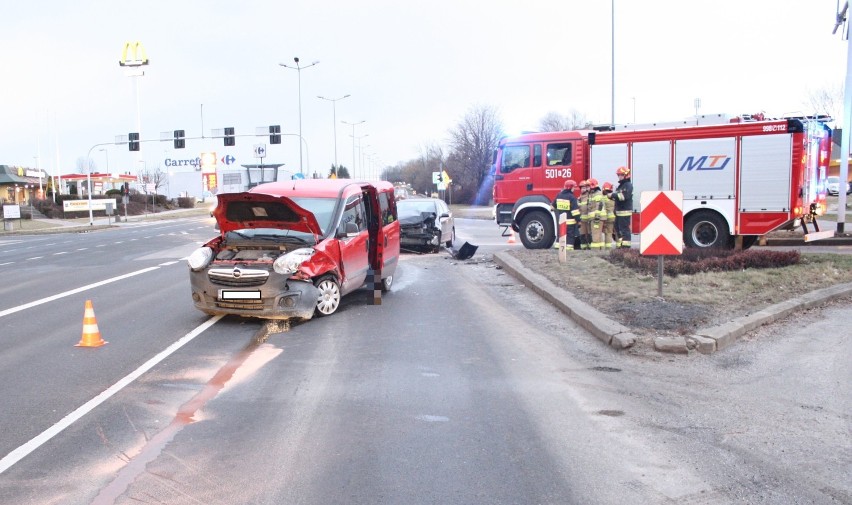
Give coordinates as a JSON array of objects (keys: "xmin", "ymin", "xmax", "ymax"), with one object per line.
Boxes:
[{"xmin": 507, "ymin": 248, "xmax": 852, "ymax": 331}]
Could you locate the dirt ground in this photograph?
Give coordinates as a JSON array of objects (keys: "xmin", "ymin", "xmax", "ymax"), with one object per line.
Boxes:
[{"xmin": 505, "ymin": 248, "xmax": 852, "ymax": 339}]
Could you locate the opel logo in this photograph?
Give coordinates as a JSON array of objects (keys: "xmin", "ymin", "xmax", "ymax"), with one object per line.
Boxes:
[{"xmin": 232, "ymin": 267, "xmax": 242, "ymax": 279}]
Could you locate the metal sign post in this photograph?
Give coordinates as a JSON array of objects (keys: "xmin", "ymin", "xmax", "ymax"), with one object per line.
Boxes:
[{"xmin": 639, "ymin": 164, "xmax": 684, "ymax": 298}]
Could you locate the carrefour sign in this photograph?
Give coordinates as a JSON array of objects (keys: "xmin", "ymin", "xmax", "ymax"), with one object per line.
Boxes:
[
  {"xmin": 165, "ymin": 154, "xmax": 237, "ymax": 170},
  {"xmin": 165, "ymin": 157, "xmax": 201, "ymax": 169}
]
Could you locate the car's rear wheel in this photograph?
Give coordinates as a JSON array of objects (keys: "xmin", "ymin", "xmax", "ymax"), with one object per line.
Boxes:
[{"xmin": 314, "ymin": 275, "xmax": 341, "ymax": 316}]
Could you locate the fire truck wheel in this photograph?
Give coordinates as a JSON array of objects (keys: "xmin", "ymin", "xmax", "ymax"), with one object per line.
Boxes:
[
  {"xmin": 684, "ymin": 211, "xmax": 730, "ymax": 249},
  {"xmin": 519, "ymin": 211, "xmax": 554, "ymax": 249}
]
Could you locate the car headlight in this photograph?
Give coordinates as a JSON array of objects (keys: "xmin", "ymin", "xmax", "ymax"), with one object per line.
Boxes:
[
  {"xmin": 187, "ymin": 247, "xmax": 214, "ymax": 271},
  {"xmin": 273, "ymin": 247, "xmax": 315, "ymax": 275}
]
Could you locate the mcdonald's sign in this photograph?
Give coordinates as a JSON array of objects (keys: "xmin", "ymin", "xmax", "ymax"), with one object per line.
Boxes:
[{"xmin": 119, "ymin": 41, "xmax": 149, "ymax": 67}]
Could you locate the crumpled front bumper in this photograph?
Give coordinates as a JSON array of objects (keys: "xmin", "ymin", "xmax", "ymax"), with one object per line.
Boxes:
[
  {"xmin": 400, "ymin": 226, "xmax": 441, "ymax": 247},
  {"xmin": 189, "ymin": 273, "xmax": 318, "ymax": 320}
]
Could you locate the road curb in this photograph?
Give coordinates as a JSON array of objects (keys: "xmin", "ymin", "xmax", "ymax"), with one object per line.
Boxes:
[
  {"xmin": 492, "ymin": 252, "xmax": 637, "ymax": 350},
  {"xmin": 689, "ymin": 281, "xmax": 852, "ymax": 353},
  {"xmin": 492, "ymin": 251, "xmax": 852, "ymax": 355}
]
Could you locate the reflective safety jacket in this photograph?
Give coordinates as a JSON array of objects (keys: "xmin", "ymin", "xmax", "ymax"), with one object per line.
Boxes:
[
  {"xmin": 552, "ymin": 189, "xmax": 580, "ymax": 225},
  {"xmin": 588, "ymin": 188, "xmax": 605, "ymax": 222},
  {"xmin": 613, "ymin": 178, "xmax": 634, "ymax": 216},
  {"xmin": 603, "ymin": 191, "xmax": 616, "ymax": 221}
]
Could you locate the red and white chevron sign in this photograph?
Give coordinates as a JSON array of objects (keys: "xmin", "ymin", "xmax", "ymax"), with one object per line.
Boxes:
[{"xmin": 639, "ymin": 191, "xmax": 683, "ymax": 255}]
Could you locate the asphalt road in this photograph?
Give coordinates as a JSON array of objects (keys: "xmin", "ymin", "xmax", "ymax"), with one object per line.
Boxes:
[{"xmin": 0, "ymin": 217, "xmax": 848, "ymax": 504}]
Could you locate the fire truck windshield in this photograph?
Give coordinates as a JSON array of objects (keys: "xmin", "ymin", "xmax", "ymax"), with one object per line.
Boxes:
[{"xmin": 500, "ymin": 145, "xmax": 530, "ymax": 174}]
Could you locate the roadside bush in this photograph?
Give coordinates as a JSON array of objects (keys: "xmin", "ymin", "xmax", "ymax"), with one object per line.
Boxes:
[
  {"xmin": 33, "ymin": 199, "xmax": 61, "ymax": 218},
  {"xmin": 607, "ymin": 248, "xmax": 801, "ymax": 277},
  {"xmin": 177, "ymin": 197, "xmax": 195, "ymax": 209}
]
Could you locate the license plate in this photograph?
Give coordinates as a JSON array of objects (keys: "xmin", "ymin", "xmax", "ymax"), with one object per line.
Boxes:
[{"xmin": 219, "ymin": 290, "xmax": 261, "ymax": 300}]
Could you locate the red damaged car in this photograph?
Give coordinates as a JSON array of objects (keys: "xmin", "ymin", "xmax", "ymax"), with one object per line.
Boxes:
[{"xmin": 187, "ymin": 179, "xmax": 400, "ymax": 320}]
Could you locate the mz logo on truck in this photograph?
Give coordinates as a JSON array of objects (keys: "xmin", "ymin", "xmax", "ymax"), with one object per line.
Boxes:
[{"xmin": 679, "ymin": 155, "xmax": 732, "ymax": 171}]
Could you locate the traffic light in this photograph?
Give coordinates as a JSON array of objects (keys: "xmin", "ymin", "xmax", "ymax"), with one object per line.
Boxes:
[
  {"xmin": 173, "ymin": 129, "xmax": 185, "ymax": 149},
  {"xmin": 224, "ymin": 127, "xmax": 235, "ymax": 146},
  {"xmin": 269, "ymin": 124, "xmax": 281, "ymax": 144},
  {"xmin": 122, "ymin": 182, "xmax": 130, "ymax": 196},
  {"xmin": 128, "ymin": 132, "xmax": 140, "ymax": 151}
]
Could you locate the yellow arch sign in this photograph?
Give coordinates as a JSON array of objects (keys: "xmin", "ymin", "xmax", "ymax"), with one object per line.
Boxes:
[{"xmin": 119, "ymin": 41, "xmax": 149, "ymax": 67}]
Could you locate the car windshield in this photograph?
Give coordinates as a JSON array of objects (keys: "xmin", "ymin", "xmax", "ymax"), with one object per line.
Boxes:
[
  {"xmin": 828, "ymin": 176, "xmax": 839, "ymax": 183},
  {"xmin": 398, "ymin": 200, "xmax": 438, "ymax": 219},
  {"xmin": 289, "ymin": 197, "xmax": 337, "ymax": 235}
]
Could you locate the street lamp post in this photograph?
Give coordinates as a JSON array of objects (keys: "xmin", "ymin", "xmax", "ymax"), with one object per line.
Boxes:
[
  {"xmin": 99, "ymin": 148, "xmax": 109, "ymax": 179},
  {"xmin": 342, "ymin": 120, "xmax": 365, "ymax": 177},
  {"xmin": 352, "ymin": 134, "xmax": 369, "ymax": 179},
  {"xmin": 279, "ymin": 57, "xmax": 320, "ymax": 176},
  {"xmin": 119, "ymin": 41, "xmax": 149, "ymax": 178},
  {"xmin": 317, "ymin": 94, "xmax": 350, "ymax": 169}
]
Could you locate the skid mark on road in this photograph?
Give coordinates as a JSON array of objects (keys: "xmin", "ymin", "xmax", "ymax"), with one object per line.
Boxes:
[{"xmin": 91, "ymin": 326, "xmax": 283, "ymax": 504}]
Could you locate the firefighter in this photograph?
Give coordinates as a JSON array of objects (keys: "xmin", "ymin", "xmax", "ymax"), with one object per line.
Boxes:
[
  {"xmin": 586, "ymin": 178, "xmax": 605, "ymax": 250},
  {"xmin": 577, "ymin": 180, "xmax": 591, "ymax": 249},
  {"xmin": 612, "ymin": 166, "xmax": 634, "ymax": 248},
  {"xmin": 552, "ymin": 179, "xmax": 580, "ymax": 250},
  {"xmin": 601, "ymin": 181, "xmax": 616, "ymax": 248}
]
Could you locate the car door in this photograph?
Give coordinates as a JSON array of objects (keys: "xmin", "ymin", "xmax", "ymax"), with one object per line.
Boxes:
[
  {"xmin": 378, "ymin": 188, "xmax": 400, "ymax": 277},
  {"xmin": 337, "ymin": 193, "xmax": 370, "ymax": 295},
  {"xmin": 436, "ymin": 199, "xmax": 452, "ymax": 242}
]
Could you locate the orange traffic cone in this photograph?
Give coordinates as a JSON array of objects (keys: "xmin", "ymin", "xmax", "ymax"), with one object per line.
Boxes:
[
  {"xmin": 76, "ymin": 300, "xmax": 107, "ymax": 347},
  {"xmin": 507, "ymin": 232, "xmax": 517, "ymax": 244}
]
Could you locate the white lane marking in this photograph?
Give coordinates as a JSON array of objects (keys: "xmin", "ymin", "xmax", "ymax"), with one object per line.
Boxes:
[
  {"xmin": 96, "ymin": 244, "xmax": 106, "ymax": 247},
  {"xmin": 415, "ymin": 415, "xmax": 449, "ymax": 422},
  {"xmin": 76, "ymin": 248, "xmax": 88, "ymax": 251},
  {"xmin": 53, "ymin": 252, "xmax": 68, "ymax": 256},
  {"xmin": 26, "ymin": 257, "xmax": 44, "ymax": 261},
  {"xmin": 0, "ymin": 315, "xmax": 224, "ymax": 475},
  {"xmin": 0, "ymin": 267, "xmax": 159, "ymax": 319},
  {"xmin": 158, "ymin": 261, "xmax": 180, "ymax": 266},
  {"xmin": 0, "ymin": 262, "xmax": 13, "ymax": 266}
]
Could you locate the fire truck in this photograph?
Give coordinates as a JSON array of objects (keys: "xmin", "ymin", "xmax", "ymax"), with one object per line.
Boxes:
[{"xmin": 492, "ymin": 114, "xmax": 833, "ymax": 249}]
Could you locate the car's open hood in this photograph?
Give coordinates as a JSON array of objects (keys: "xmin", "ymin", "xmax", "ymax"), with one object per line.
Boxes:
[{"xmin": 212, "ymin": 192, "xmax": 322, "ymax": 238}]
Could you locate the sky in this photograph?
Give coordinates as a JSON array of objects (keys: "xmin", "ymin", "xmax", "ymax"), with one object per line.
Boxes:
[{"xmin": 1, "ymin": 0, "xmax": 848, "ymax": 182}]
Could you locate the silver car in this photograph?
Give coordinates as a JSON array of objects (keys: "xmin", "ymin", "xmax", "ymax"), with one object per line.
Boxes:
[{"xmin": 397, "ymin": 197, "xmax": 455, "ymax": 252}]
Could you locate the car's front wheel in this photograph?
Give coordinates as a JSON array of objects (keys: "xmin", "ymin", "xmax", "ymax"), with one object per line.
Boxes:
[
  {"xmin": 446, "ymin": 227, "xmax": 455, "ymax": 248},
  {"xmin": 314, "ymin": 275, "xmax": 341, "ymax": 316},
  {"xmin": 381, "ymin": 275, "xmax": 393, "ymax": 293}
]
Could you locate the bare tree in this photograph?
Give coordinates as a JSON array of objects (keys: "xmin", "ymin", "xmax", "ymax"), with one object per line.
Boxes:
[
  {"xmin": 76, "ymin": 156, "xmax": 96, "ymax": 174},
  {"xmin": 447, "ymin": 104, "xmax": 504, "ymax": 204},
  {"xmin": 807, "ymin": 83, "xmax": 843, "ymax": 124},
  {"xmin": 538, "ymin": 110, "xmax": 590, "ymax": 132},
  {"xmin": 138, "ymin": 165, "xmax": 168, "ymax": 210}
]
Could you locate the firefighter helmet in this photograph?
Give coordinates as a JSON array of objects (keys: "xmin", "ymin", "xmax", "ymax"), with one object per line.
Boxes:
[
  {"xmin": 616, "ymin": 166, "xmax": 630, "ymax": 177},
  {"xmin": 602, "ymin": 181, "xmax": 613, "ymax": 191},
  {"xmin": 579, "ymin": 179, "xmax": 589, "ymax": 187},
  {"xmin": 587, "ymin": 178, "xmax": 599, "ymax": 189},
  {"xmin": 564, "ymin": 179, "xmax": 577, "ymax": 190}
]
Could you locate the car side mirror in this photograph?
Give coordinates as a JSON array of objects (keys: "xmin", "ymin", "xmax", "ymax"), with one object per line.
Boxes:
[
  {"xmin": 338, "ymin": 221, "xmax": 359, "ymax": 237},
  {"xmin": 440, "ymin": 212, "xmax": 450, "ymax": 219}
]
